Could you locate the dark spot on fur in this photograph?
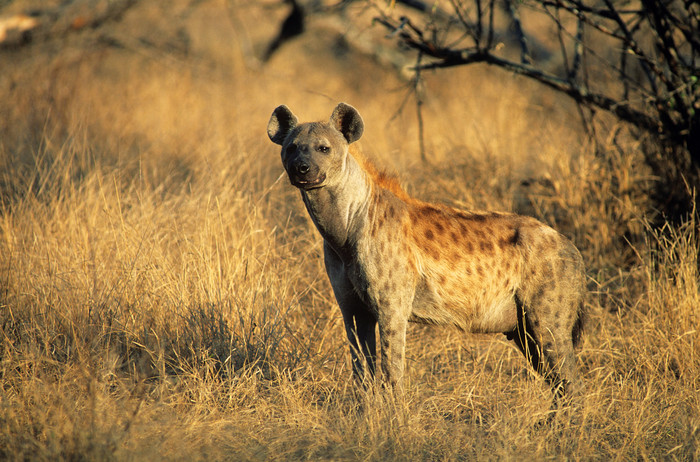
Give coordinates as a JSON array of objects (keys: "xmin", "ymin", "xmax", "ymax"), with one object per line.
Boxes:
[
  {"xmin": 450, "ymin": 230, "xmax": 459, "ymax": 242},
  {"xmin": 435, "ymin": 222, "xmax": 444, "ymax": 234},
  {"xmin": 428, "ymin": 245, "xmax": 440, "ymax": 259},
  {"xmin": 559, "ymin": 258, "xmax": 570, "ymax": 275},
  {"xmin": 511, "ymin": 228, "xmax": 520, "ymax": 245},
  {"xmin": 499, "ymin": 229, "xmax": 520, "ymax": 249},
  {"xmin": 480, "ymin": 240, "xmax": 493, "ymax": 252},
  {"xmin": 417, "ymin": 205, "xmax": 439, "ymax": 219},
  {"xmin": 447, "ymin": 251, "xmax": 460, "ymax": 264},
  {"xmin": 383, "ymin": 258, "xmax": 393, "ymax": 275},
  {"xmin": 557, "ymin": 318, "xmax": 566, "ymax": 331},
  {"xmin": 465, "ymin": 242, "xmax": 474, "ymax": 253},
  {"xmin": 533, "ymin": 286, "xmax": 546, "ymax": 302},
  {"xmin": 541, "ymin": 303, "xmax": 552, "ymax": 317},
  {"xmin": 425, "ymin": 228, "xmax": 434, "ymax": 241},
  {"xmin": 542, "ymin": 263, "xmax": 554, "ymax": 280},
  {"xmin": 438, "ymin": 274, "xmax": 447, "ymax": 285}
]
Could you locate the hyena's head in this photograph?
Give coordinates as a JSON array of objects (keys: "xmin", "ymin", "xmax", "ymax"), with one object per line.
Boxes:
[{"xmin": 267, "ymin": 103, "xmax": 364, "ymax": 190}]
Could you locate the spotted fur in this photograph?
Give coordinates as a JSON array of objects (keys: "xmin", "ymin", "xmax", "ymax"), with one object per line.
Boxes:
[{"xmin": 268, "ymin": 103, "xmax": 586, "ymax": 402}]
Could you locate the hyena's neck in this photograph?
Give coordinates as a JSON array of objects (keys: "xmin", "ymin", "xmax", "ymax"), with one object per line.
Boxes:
[{"xmin": 301, "ymin": 154, "xmax": 372, "ymax": 258}]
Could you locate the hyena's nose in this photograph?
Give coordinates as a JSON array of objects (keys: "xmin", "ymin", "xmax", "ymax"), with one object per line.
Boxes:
[{"xmin": 295, "ymin": 162, "xmax": 310, "ymax": 175}]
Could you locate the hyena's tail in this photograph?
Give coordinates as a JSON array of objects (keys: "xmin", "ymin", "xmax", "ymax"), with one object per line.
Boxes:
[{"xmin": 571, "ymin": 302, "xmax": 586, "ymax": 348}]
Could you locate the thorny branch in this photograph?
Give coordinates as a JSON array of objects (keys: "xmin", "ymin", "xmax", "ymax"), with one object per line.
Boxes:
[{"xmin": 374, "ymin": 0, "xmax": 700, "ymax": 161}]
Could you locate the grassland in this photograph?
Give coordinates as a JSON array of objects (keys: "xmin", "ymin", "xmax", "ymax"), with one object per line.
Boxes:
[{"xmin": 1, "ymin": 1, "xmax": 698, "ymax": 460}]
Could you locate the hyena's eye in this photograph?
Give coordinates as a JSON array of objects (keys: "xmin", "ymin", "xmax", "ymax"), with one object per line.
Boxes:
[{"xmin": 317, "ymin": 145, "xmax": 330, "ymax": 153}]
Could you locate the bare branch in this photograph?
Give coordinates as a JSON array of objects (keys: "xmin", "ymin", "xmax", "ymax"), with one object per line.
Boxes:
[
  {"xmin": 449, "ymin": 0, "xmax": 478, "ymax": 43},
  {"xmin": 475, "ymin": 0, "xmax": 483, "ymax": 47},
  {"xmin": 550, "ymin": 5, "xmax": 571, "ymax": 78},
  {"xmin": 569, "ymin": 16, "xmax": 583, "ymax": 81},
  {"xmin": 372, "ymin": 0, "xmax": 699, "ymax": 217},
  {"xmin": 414, "ymin": 51, "xmax": 427, "ymax": 163},
  {"xmin": 413, "ymin": 50, "xmax": 661, "ymax": 135},
  {"xmin": 486, "ymin": 0, "xmax": 495, "ymax": 50},
  {"xmin": 504, "ymin": 0, "xmax": 531, "ymax": 65},
  {"xmin": 546, "ymin": 0, "xmax": 663, "ymax": 94},
  {"xmin": 539, "ymin": 0, "xmax": 642, "ymax": 20}
]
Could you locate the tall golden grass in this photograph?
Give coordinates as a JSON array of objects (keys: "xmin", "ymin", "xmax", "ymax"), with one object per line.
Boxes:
[{"xmin": 1, "ymin": 2, "xmax": 697, "ymax": 460}]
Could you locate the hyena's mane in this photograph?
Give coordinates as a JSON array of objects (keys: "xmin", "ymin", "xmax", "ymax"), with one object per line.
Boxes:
[
  {"xmin": 349, "ymin": 145, "xmax": 412, "ymax": 202},
  {"xmin": 349, "ymin": 145, "xmax": 474, "ymax": 216}
]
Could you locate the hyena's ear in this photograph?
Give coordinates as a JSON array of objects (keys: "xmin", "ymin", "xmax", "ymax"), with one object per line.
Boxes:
[
  {"xmin": 330, "ymin": 103, "xmax": 364, "ymax": 144},
  {"xmin": 267, "ymin": 105, "xmax": 298, "ymax": 145}
]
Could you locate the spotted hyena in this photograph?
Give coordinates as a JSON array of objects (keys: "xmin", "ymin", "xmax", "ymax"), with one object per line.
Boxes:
[{"xmin": 267, "ymin": 103, "xmax": 586, "ymax": 402}]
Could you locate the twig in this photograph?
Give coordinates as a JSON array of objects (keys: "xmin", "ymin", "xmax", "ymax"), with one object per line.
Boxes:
[
  {"xmin": 504, "ymin": 0, "xmax": 531, "ymax": 65},
  {"xmin": 475, "ymin": 0, "xmax": 483, "ymax": 47},
  {"xmin": 551, "ymin": 5, "xmax": 571, "ymax": 78},
  {"xmin": 486, "ymin": 0, "xmax": 495, "ymax": 50},
  {"xmin": 414, "ymin": 51, "xmax": 427, "ymax": 163},
  {"xmin": 570, "ymin": 16, "xmax": 583, "ymax": 81}
]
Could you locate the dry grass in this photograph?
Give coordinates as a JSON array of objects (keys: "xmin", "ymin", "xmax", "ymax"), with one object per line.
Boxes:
[{"xmin": 1, "ymin": 2, "xmax": 698, "ymax": 460}]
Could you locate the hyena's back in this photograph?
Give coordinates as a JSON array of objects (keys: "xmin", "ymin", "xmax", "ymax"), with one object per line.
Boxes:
[
  {"xmin": 381, "ymin": 199, "xmax": 584, "ymax": 332},
  {"xmin": 387, "ymin": 197, "xmax": 586, "ymax": 393}
]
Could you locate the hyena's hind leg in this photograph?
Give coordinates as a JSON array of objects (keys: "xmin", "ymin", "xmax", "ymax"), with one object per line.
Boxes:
[
  {"xmin": 507, "ymin": 293, "xmax": 585, "ymax": 405},
  {"xmin": 506, "ymin": 296, "xmax": 543, "ymax": 377}
]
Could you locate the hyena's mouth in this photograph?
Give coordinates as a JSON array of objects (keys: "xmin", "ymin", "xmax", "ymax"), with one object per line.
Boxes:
[{"xmin": 291, "ymin": 172, "xmax": 326, "ymax": 190}]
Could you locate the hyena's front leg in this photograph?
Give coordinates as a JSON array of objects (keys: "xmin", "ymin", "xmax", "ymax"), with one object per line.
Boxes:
[
  {"xmin": 375, "ymin": 262, "xmax": 415, "ymax": 391},
  {"xmin": 324, "ymin": 244, "xmax": 377, "ymax": 386},
  {"xmin": 341, "ymin": 305, "xmax": 377, "ymax": 385},
  {"xmin": 378, "ymin": 311, "xmax": 409, "ymax": 391}
]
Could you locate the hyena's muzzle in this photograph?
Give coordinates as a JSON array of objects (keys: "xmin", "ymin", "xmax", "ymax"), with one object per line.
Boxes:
[{"xmin": 282, "ymin": 144, "xmax": 326, "ymax": 190}]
